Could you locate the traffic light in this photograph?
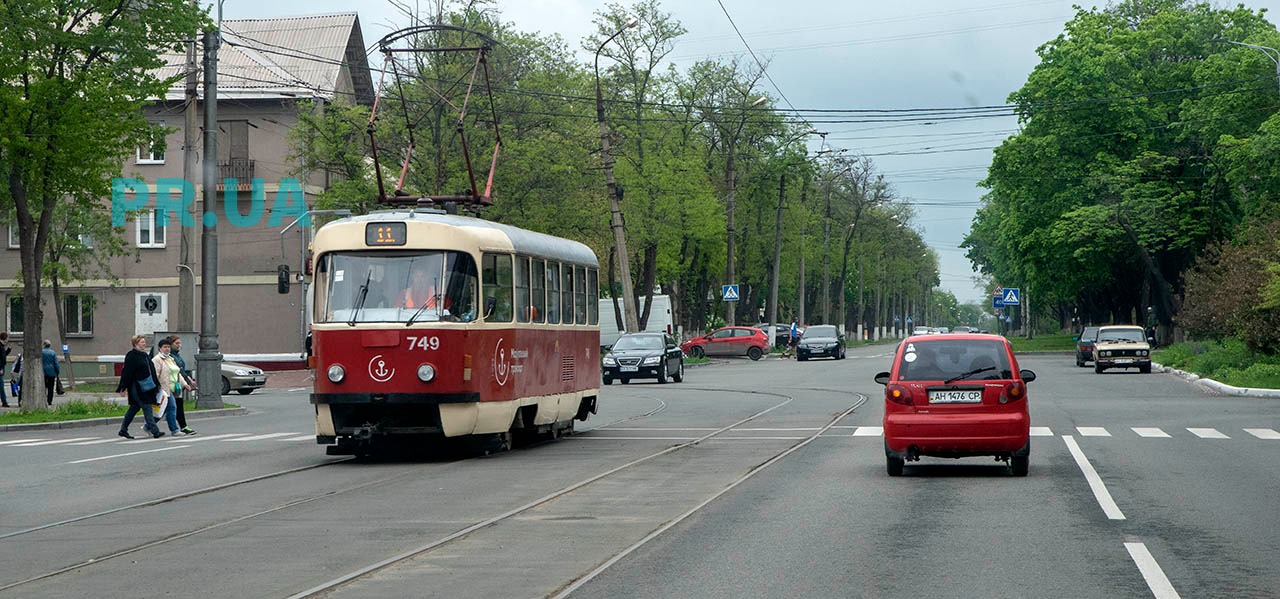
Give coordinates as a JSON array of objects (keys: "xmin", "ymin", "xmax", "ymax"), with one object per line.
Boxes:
[{"xmin": 277, "ymin": 264, "xmax": 291, "ymax": 294}]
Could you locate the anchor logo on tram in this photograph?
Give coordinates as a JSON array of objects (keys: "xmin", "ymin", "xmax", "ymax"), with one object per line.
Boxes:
[{"xmin": 368, "ymin": 354, "xmax": 395, "ymax": 383}]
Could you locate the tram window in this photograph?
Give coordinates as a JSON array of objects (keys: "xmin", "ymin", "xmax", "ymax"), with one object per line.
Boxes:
[
  {"xmin": 482, "ymin": 253, "xmax": 513, "ymax": 322},
  {"xmin": 314, "ymin": 251, "xmax": 476, "ymax": 323},
  {"xmin": 574, "ymin": 265, "xmax": 587, "ymax": 325},
  {"xmin": 546, "ymin": 262, "xmax": 561, "ymax": 324},
  {"xmin": 587, "ymin": 268, "xmax": 598, "ymax": 325},
  {"xmin": 531, "ymin": 259, "xmax": 546, "ymax": 324},
  {"xmin": 444, "ymin": 252, "xmax": 478, "ymax": 322},
  {"xmin": 515, "ymin": 256, "xmax": 531, "ymax": 323},
  {"xmin": 562, "ymin": 263, "xmax": 575, "ymax": 324}
]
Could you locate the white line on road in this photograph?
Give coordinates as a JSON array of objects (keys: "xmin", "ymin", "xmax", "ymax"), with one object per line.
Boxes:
[
  {"xmin": 164, "ymin": 433, "xmax": 249, "ymax": 443},
  {"xmin": 278, "ymin": 435, "xmax": 317, "ymax": 441},
  {"xmin": 1187, "ymin": 428, "xmax": 1229, "ymax": 439},
  {"xmin": 0, "ymin": 438, "xmax": 47, "ymax": 445},
  {"xmin": 12, "ymin": 437, "xmax": 97, "ymax": 446},
  {"xmin": 1244, "ymin": 428, "xmax": 1280, "ymax": 439},
  {"xmin": 68, "ymin": 446, "xmax": 184, "ymax": 464},
  {"xmin": 1077, "ymin": 427, "xmax": 1111, "ymax": 437},
  {"xmin": 1062, "ymin": 435, "xmax": 1125, "ymax": 520},
  {"xmin": 1125, "ymin": 542, "xmax": 1181, "ymax": 598},
  {"xmin": 1031, "ymin": 426, "xmax": 1053, "ymax": 436},
  {"xmin": 852, "ymin": 426, "xmax": 883, "ymax": 436},
  {"xmin": 225, "ymin": 432, "xmax": 302, "ymax": 442},
  {"xmin": 69, "ymin": 438, "xmax": 125, "ymax": 445},
  {"xmin": 1133, "ymin": 427, "xmax": 1171, "ymax": 438}
]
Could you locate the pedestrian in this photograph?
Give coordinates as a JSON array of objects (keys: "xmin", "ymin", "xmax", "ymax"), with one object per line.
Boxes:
[
  {"xmin": 116, "ymin": 334, "xmax": 163, "ymax": 439},
  {"xmin": 152, "ymin": 337, "xmax": 190, "ymax": 437},
  {"xmin": 0, "ymin": 332, "xmax": 10, "ymax": 408},
  {"xmin": 785, "ymin": 317, "xmax": 800, "ymax": 358},
  {"xmin": 41, "ymin": 339, "xmax": 59, "ymax": 407},
  {"xmin": 169, "ymin": 335, "xmax": 197, "ymax": 435}
]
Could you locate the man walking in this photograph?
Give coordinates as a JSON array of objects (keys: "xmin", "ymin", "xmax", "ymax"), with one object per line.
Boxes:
[{"xmin": 41, "ymin": 340, "xmax": 59, "ymax": 407}]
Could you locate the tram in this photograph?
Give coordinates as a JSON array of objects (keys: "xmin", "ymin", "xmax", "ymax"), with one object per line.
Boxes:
[{"xmin": 307, "ymin": 210, "xmax": 601, "ymax": 454}]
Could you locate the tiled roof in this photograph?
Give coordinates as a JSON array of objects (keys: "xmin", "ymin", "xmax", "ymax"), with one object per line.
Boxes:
[{"xmin": 156, "ymin": 13, "xmax": 374, "ymax": 105}]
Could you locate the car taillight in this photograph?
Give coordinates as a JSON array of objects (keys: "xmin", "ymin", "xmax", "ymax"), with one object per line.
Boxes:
[
  {"xmin": 885, "ymin": 383, "xmax": 912, "ymax": 405},
  {"xmin": 1001, "ymin": 381, "xmax": 1026, "ymax": 404}
]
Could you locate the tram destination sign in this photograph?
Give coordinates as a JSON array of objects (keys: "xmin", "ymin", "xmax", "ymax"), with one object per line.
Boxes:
[{"xmin": 366, "ymin": 222, "xmax": 407, "ymax": 246}]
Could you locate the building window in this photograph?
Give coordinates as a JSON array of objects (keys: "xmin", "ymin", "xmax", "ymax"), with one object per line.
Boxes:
[
  {"xmin": 137, "ymin": 121, "xmax": 166, "ymax": 164},
  {"xmin": 137, "ymin": 210, "xmax": 166, "ymax": 248},
  {"xmin": 7, "ymin": 296, "xmax": 21, "ymax": 335},
  {"xmin": 7, "ymin": 219, "xmax": 17, "ymax": 249},
  {"xmin": 64, "ymin": 294, "xmax": 94, "ymax": 336}
]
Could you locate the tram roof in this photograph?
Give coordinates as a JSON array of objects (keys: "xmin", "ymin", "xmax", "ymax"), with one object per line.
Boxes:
[{"xmin": 316, "ymin": 210, "xmax": 599, "ymax": 267}]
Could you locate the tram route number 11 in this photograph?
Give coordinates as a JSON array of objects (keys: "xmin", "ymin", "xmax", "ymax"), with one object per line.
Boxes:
[{"xmin": 406, "ymin": 336, "xmax": 441, "ymax": 351}]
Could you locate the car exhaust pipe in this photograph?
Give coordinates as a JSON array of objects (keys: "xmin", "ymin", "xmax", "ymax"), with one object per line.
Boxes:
[{"xmin": 906, "ymin": 446, "xmax": 921, "ymax": 462}]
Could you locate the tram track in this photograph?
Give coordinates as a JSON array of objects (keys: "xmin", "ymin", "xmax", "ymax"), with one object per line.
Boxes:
[{"xmin": 2, "ymin": 387, "xmax": 862, "ymax": 596}]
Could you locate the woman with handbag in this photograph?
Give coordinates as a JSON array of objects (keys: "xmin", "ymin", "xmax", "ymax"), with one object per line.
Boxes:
[
  {"xmin": 116, "ymin": 334, "xmax": 163, "ymax": 439},
  {"xmin": 151, "ymin": 337, "xmax": 188, "ymax": 437}
]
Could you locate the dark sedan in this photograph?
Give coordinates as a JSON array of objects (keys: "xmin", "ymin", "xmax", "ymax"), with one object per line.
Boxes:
[
  {"xmin": 796, "ymin": 325, "xmax": 846, "ymax": 361},
  {"xmin": 1075, "ymin": 326, "xmax": 1100, "ymax": 367},
  {"xmin": 602, "ymin": 332, "xmax": 684, "ymax": 385}
]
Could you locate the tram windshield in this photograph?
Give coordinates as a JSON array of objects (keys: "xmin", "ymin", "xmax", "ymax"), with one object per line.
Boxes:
[{"xmin": 315, "ymin": 251, "xmax": 479, "ymax": 324}]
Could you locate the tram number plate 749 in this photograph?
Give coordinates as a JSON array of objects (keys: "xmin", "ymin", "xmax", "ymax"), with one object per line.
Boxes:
[{"xmin": 406, "ymin": 336, "xmax": 441, "ymax": 351}]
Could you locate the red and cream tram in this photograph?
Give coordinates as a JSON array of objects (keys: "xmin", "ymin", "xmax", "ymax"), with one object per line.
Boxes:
[{"xmin": 308, "ymin": 210, "xmax": 601, "ymax": 454}]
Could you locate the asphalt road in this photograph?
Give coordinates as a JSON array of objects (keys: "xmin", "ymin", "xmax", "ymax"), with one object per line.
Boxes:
[{"xmin": 0, "ymin": 345, "xmax": 1277, "ymax": 598}]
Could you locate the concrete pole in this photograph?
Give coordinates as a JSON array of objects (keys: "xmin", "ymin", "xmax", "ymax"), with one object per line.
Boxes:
[
  {"xmin": 595, "ymin": 22, "xmax": 639, "ymax": 334},
  {"xmin": 178, "ymin": 11, "xmax": 198, "ymax": 332},
  {"xmin": 196, "ymin": 29, "xmax": 223, "ymax": 409}
]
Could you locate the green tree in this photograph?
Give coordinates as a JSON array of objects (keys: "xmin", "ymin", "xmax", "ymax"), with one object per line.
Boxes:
[{"xmin": 0, "ymin": 0, "xmax": 206, "ymax": 411}]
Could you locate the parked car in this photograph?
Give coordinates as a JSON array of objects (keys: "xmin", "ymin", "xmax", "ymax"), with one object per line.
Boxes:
[
  {"xmin": 874, "ymin": 333, "xmax": 1035, "ymax": 477},
  {"xmin": 680, "ymin": 326, "xmax": 770, "ymax": 360},
  {"xmin": 1074, "ymin": 326, "xmax": 1100, "ymax": 367},
  {"xmin": 1092, "ymin": 325, "xmax": 1152, "ymax": 374},
  {"xmin": 602, "ymin": 332, "xmax": 684, "ymax": 385},
  {"xmin": 796, "ymin": 325, "xmax": 846, "ymax": 361},
  {"xmin": 221, "ymin": 361, "xmax": 267, "ymax": 395},
  {"xmin": 753, "ymin": 323, "xmax": 795, "ymax": 348}
]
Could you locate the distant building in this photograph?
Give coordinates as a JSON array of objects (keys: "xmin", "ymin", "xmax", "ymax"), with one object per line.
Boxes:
[{"xmin": 0, "ymin": 13, "xmax": 374, "ymax": 377}]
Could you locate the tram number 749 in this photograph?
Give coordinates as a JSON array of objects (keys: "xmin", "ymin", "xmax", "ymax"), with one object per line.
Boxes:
[{"xmin": 406, "ymin": 336, "xmax": 442, "ymax": 351}]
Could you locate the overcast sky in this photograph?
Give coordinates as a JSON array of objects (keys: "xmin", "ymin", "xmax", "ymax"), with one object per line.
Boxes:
[{"xmin": 238, "ymin": 0, "xmax": 1280, "ymax": 304}]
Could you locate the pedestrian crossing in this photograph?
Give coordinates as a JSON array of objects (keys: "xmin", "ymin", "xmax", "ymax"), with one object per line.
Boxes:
[
  {"xmin": 581, "ymin": 425, "xmax": 1280, "ymax": 441},
  {"xmin": 0, "ymin": 432, "xmax": 316, "ymax": 450}
]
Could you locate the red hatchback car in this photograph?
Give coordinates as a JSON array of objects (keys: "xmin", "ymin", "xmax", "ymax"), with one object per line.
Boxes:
[
  {"xmin": 680, "ymin": 326, "xmax": 770, "ymax": 360},
  {"xmin": 874, "ymin": 333, "xmax": 1035, "ymax": 477}
]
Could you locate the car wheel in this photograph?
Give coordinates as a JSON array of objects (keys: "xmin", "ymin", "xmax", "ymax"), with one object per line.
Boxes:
[
  {"xmin": 620, "ymin": 378, "xmax": 630, "ymax": 384},
  {"xmin": 747, "ymin": 347, "xmax": 763, "ymax": 361},
  {"xmin": 690, "ymin": 346, "xmax": 705, "ymax": 359},
  {"xmin": 1010, "ymin": 441, "xmax": 1030, "ymax": 477},
  {"xmin": 1094, "ymin": 363, "xmax": 1105, "ymax": 374},
  {"xmin": 656, "ymin": 362, "xmax": 668, "ymax": 384},
  {"xmin": 221, "ymin": 377, "xmax": 231, "ymax": 396},
  {"xmin": 1140, "ymin": 364, "xmax": 1152, "ymax": 374},
  {"xmin": 603, "ymin": 377, "xmax": 613, "ymax": 385},
  {"xmin": 1076, "ymin": 353, "xmax": 1085, "ymax": 367},
  {"xmin": 887, "ymin": 455, "xmax": 904, "ymax": 477},
  {"xmin": 672, "ymin": 361, "xmax": 684, "ymax": 382},
  {"xmin": 798, "ymin": 354, "xmax": 808, "ymax": 362},
  {"xmin": 237, "ymin": 388, "xmax": 254, "ymax": 395}
]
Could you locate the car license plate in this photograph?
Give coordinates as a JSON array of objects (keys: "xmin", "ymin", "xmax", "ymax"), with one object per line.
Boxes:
[
  {"xmin": 1114, "ymin": 358, "xmax": 1133, "ymax": 364},
  {"xmin": 254, "ymin": 376, "xmax": 266, "ymax": 383},
  {"xmin": 620, "ymin": 366, "xmax": 638, "ymax": 372},
  {"xmin": 928, "ymin": 390, "xmax": 983, "ymax": 404}
]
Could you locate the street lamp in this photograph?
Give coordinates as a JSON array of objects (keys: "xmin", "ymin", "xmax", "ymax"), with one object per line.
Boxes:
[
  {"xmin": 1212, "ymin": 37, "xmax": 1280, "ymax": 96},
  {"xmin": 595, "ymin": 16, "xmax": 640, "ymax": 334},
  {"xmin": 724, "ymin": 95, "xmax": 767, "ymax": 326}
]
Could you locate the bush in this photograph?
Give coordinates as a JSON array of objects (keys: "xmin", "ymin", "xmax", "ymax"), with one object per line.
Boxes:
[
  {"xmin": 1156, "ymin": 336, "xmax": 1280, "ymax": 387},
  {"xmin": 1218, "ymin": 362, "xmax": 1280, "ymax": 389}
]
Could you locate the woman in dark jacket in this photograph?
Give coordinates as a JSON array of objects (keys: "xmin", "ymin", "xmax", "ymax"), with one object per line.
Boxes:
[{"xmin": 117, "ymin": 334, "xmax": 163, "ymax": 439}]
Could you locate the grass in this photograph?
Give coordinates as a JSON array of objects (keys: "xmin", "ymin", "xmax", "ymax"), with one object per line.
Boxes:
[
  {"xmin": 1154, "ymin": 337, "xmax": 1280, "ymax": 389},
  {"xmin": 64, "ymin": 381, "xmax": 118, "ymax": 393},
  {"xmin": 1008, "ymin": 334, "xmax": 1076, "ymax": 352},
  {"xmin": 0, "ymin": 398, "xmax": 239, "ymax": 425}
]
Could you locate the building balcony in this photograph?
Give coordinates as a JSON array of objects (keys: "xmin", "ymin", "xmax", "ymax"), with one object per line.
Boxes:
[{"xmin": 217, "ymin": 159, "xmax": 255, "ymax": 191}]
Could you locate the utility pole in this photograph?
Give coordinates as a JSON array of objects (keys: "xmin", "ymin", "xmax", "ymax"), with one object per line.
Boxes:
[
  {"xmin": 594, "ymin": 18, "xmax": 640, "ymax": 334},
  {"xmin": 195, "ymin": 29, "xmax": 223, "ymax": 410},
  {"xmin": 767, "ymin": 170, "xmax": 786, "ymax": 341},
  {"xmin": 178, "ymin": 3, "xmax": 198, "ymax": 332}
]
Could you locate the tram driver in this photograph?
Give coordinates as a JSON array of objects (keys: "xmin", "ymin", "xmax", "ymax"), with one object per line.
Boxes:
[{"xmin": 399, "ymin": 268, "xmax": 444, "ymax": 313}]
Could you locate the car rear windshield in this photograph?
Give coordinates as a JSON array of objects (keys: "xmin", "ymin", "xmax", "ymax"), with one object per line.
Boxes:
[
  {"xmin": 612, "ymin": 335, "xmax": 664, "ymax": 350},
  {"xmin": 897, "ymin": 339, "xmax": 1013, "ymax": 382},
  {"xmin": 1097, "ymin": 327, "xmax": 1145, "ymax": 343},
  {"xmin": 1081, "ymin": 327, "xmax": 1099, "ymax": 340}
]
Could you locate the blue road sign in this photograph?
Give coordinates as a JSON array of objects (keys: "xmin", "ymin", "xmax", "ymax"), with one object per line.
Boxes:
[
  {"xmin": 722, "ymin": 284, "xmax": 740, "ymax": 301},
  {"xmin": 993, "ymin": 295, "xmax": 1005, "ymax": 309},
  {"xmin": 1001, "ymin": 287, "xmax": 1021, "ymax": 305}
]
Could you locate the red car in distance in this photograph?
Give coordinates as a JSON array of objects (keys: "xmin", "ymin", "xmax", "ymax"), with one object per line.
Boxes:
[
  {"xmin": 680, "ymin": 326, "xmax": 770, "ymax": 360},
  {"xmin": 874, "ymin": 333, "xmax": 1035, "ymax": 477}
]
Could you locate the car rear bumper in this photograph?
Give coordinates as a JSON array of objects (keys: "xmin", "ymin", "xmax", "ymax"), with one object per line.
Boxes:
[{"xmin": 884, "ymin": 411, "xmax": 1030, "ymax": 456}]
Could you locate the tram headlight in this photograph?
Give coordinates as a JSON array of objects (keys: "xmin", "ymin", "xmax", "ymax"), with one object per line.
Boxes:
[
  {"xmin": 417, "ymin": 363, "xmax": 436, "ymax": 382},
  {"xmin": 327, "ymin": 364, "xmax": 345, "ymax": 383}
]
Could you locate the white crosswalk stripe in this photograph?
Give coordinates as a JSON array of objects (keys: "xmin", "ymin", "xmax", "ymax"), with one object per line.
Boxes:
[
  {"xmin": 278, "ymin": 435, "xmax": 317, "ymax": 442},
  {"xmin": 1188, "ymin": 428, "xmax": 1230, "ymax": 439},
  {"xmin": 11, "ymin": 437, "xmax": 97, "ymax": 446},
  {"xmin": 70, "ymin": 438, "xmax": 127, "ymax": 445},
  {"xmin": 1244, "ymin": 428, "xmax": 1280, "ymax": 440},
  {"xmin": 852, "ymin": 426, "xmax": 883, "ymax": 437},
  {"xmin": 1077, "ymin": 427, "xmax": 1111, "ymax": 437},
  {"xmin": 1031, "ymin": 427, "xmax": 1054, "ymax": 436},
  {"xmin": 0, "ymin": 438, "xmax": 48, "ymax": 445},
  {"xmin": 1132, "ymin": 428, "xmax": 1171, "ymax": 438},
  {"xmin": 226, "ymin": 432, "xmax": 302, "ymax": 442}
]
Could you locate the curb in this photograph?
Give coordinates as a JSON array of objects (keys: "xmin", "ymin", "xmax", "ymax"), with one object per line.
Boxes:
[
  {"xmin": 0, "ymin": 407, "xmax": 250, "ymax": 432},
  {"xmin": 1153, "ymin": 362, "xmax": 1280, "ymax": 399}
]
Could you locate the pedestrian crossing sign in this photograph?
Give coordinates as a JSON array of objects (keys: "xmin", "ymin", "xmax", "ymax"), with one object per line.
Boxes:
[
  {"xmin": 1002, "ymin": 288, "xmax": 1021, "ymax": 305},
  {"xmin": 722, "ymin": 285, "xmax": 740, "ymax": 301}
]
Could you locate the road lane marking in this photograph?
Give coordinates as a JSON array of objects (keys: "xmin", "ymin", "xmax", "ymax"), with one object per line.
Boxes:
[
  {"xmin": 163, "ymin": 433, "xmax": 249, "ymax": 442},
  {"xmin": 11, "ymin": 437, "xmax": 96, "ymax": 446},
  {"xmin": 69, "ymin": 438, "xmax": 125, "ymax": 445},
  {"xmin": 1077, "ymin": 427, "xmax": 1111, "ymax": 436},
  {"xmin": 1031, "ymin": 426, "xmax": 1053, "ymax": 436},
  {"xmin": 279, "ymin": 435, "xmax": 318, "ymax": 441},
  {"xmin": 1133, "ymin": 427, "xmax": 1171, "ymax": 438},
  {"xmin": 1187, "ymin": 428, "xmax": 1229, "ymax": 439},
  {"xmin": 1125, "ymin": 542, "xmax": 1181, "ymax": 598},
  {"xmin": 226, "ymin": 432, "xmax": 301, "ymax": 442},
  {"xmin": 1062, "ymin": 435, "xmax": 1125, "ymax": 520},
  {"xmin": 1244, "ymin": 428, "xmax": 1280, "ymax": 439},
  {"xmin": 68, "ymin": 446, "xmax": 184, "ymax": 464},
  {"xmin": 853, "ymin": 426, "xmax": 883, "ymax": 436},
  {"xmin": 0, "ymin": 438, "xmax": 47, "ymax": 445}
]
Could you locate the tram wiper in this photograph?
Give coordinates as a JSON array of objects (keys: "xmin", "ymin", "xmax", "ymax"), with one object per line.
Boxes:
[
  {"xmin": 405, "ymin": 297, "xmax": 432, "ymax": 326},
  {"xmin": 349, "ymin": 270, "xmax": 371, "ymax": 327}
]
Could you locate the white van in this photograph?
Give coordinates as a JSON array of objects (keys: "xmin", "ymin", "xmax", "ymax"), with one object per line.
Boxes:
[{"xmin": 599, "ymin": 295, "xmax": 674, "ymax": 349}]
